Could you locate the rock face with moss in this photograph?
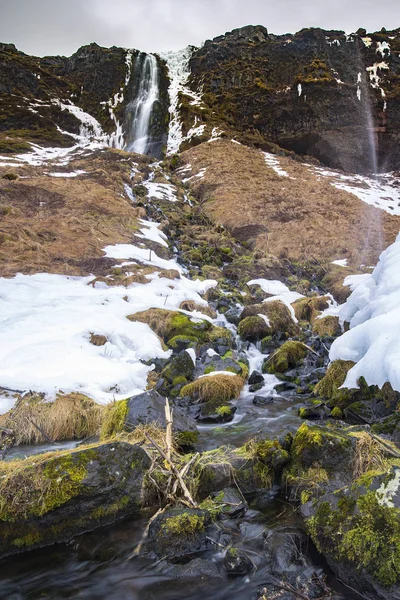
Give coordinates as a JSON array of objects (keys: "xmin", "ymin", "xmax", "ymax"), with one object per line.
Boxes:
[
  {"xmin": 303, "ymin": 467, "xmax": 400, "ymax": 598},
  {"xmin": 0, "ymin": 442, "xmax": 151, "ymax": 559},
  {"xmin": 187, "ymin": 25, "xmax": 400, "ymax": 173}
]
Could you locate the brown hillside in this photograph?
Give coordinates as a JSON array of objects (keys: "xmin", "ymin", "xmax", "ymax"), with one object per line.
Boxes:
[{"xmin": 179, "ymin": 139, "xmax": 400, "ymax": 266}]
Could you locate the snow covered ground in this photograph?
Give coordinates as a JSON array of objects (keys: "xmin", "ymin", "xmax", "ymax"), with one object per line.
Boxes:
[
  {"xmin": 311, "ymin": 166, "xmax": 400, "ymax": 216},
  {"xmin": 0, "ymin": 263, "xmax": 216, "ymax": 411},
  {"xmin": 330, "ymin": 232, "xmax": 400, "ymax": 391}
]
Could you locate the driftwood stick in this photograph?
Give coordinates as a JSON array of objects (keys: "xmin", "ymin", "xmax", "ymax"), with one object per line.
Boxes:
[
  {"xmin": 144, "ymin": 432, "xmax": 197, "ymax": 508},
  {"xmin": 172, "ymin": 452, "xmax": 199, "ymax": 496},
  {"xmin": 127, "ymin": 507, "xmax": 166, "ymax": 560},
  {"xmin": 164, "ymin": 398, "xmax": 173, "ymax": 463},
  {"xmin": 29, "ymin": 419, "xmax": 54, "ymax": 444}
]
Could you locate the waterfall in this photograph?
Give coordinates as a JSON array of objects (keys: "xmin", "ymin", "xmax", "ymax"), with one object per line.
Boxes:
[{"xmin": 127, "ymin": 54, "xmax": 159, "ymax": 155}]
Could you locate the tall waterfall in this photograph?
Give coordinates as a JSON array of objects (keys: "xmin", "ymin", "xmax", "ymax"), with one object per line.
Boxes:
[{"xmin": 127, "ymin": 54, "xmax": 159, "ymax": 155}]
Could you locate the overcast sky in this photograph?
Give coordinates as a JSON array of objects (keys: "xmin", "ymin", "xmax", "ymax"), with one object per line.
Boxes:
[{"xmin": 0, "ymin": 0, "xmax": 398, "ymax": 57}]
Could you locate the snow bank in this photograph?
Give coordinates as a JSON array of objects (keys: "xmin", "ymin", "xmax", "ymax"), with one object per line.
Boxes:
[
  {"xmin": 0, "ymin": 269, "xmax": 217, "ymax": 410},
  {"xmin": 330, "ymin": 233, "xmax": 400, "ymax": 391}
]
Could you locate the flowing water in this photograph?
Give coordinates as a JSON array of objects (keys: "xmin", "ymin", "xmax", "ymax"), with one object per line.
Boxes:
[{"xmin": 126, "ymin": 54, "xmax": 159, "ymax": 155}]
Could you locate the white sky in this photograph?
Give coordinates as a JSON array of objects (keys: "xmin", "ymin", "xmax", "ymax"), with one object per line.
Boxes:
[{"xmin": 0, "ymin": 0, "xmax": 398, "ymax": 56}]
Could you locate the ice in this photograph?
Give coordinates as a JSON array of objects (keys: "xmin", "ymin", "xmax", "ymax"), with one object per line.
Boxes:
[
  {"xmin": 103, "ymin": 243, "xmax": 181, "ymax": 271},
  {"xmin": 310, "ymin": 166, "xmax": 400, "ymax": 216},
  {"xmin": 330, "ymin": 233, "xmax": 400, "ymax": 392},
  {"xmin": 144, "ymin": 181, "xmax": 179, "ymax": 202}
]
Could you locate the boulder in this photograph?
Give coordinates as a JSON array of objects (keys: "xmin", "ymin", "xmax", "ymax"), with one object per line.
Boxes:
[
  {"xmin": 224, "ymin": 547, "xmax": 254, "ymax": 576},
  {"xmin": 253, "ymin": 395, "xmax": 274, "ymax": 406},
  {"xmin": 0, "ymin": 442, "xmax": 151, "ymax": 559},
  {"xmin": 100, "ymin": 389, "xmax": 198, "ymax": 446}
]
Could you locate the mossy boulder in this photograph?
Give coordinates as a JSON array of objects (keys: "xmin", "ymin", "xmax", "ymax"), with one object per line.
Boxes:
[
  {"xmin": 292, "ymin": 296, "xmax": 330, "ymax": 323},
  {"xmin": 240, "ymin": 300, "xmax": 299, "ymax": 337},
  {"xmin": 101, "ymin": 390, "xmax": 198, "ymax": 445},
  {"xmin": 313, "ymin": 360, "xmax": 356, "ymax": 407},
  {"xmin": 303, "ymin": 467, "xmax": 400, "ymax": 594},
  {"xmin": 264, "ymin": 341, "xmax": 309, "ymax": 374},
  {"xmin": 284, "ymin": 422, "xmax": 355, "ymax": 500},
  {"xmin": 312, "ymin": 315, "xmax": 341, "ymax": 337},
  {"xmin": 238, "ymin": 316, "xmax": 270, "ymax": 342},
  {"xmin": 147, "ymin": 508, "xmax": 212, "ymax": 560},
  {"xmin": 128, "ymin": 308, "xmax": 231, "ymax": 349},
  {"xmin": 0, "ymin": 442, "xmax": 151, "ymax": 559}
]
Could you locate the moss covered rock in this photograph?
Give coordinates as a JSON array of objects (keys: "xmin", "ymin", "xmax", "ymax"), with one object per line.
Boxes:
[
  {"xmin": 292, "ymin": 296, "xmax": 330, "ymax": 323},
  {"xmin": 240, "ymin": 300, "xmax": 299, "ymax": 337},
  {"xmin": 264, "ymin": 341, "xmax": 309, "ymax": 374},
  {"xmin": 303, "ymin": 467, "xmax": 400, "ymax": 593},
  {"xmin": 181, "ymin": 373, "xmax": 244, "ymax": 417},
  {"xmin": 0, "ymin": 441, "xmax": 151, "ymax": 559},
  {"xmin": 312, "ymin": 315, "xmax": 341, "ymax": 337},
  {"xmin": 313, "ymin": 360, "xmax": 356, "ymax": 407},
  {"xmin": 148, "ymin": 508, "xmax": 212, "ymax": 560}
]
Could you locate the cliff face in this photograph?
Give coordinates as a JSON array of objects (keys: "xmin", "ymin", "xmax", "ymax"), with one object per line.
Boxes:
[
  {"xmin": 187, "ymin": 25, "xmax": 400, "ymax": 173},
  {"xmin": 0, "ymin": 43, "xmax": 170, "ymax": 156}
]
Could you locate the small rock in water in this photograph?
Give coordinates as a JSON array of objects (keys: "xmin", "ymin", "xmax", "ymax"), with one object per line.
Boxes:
[
  {"xmin": 224, "ymin": 547, "xmax": 254, "ymax": 576},
  {"xmin": 248, "ymin": 370, "xmax": 264, "ymax": 385},
  {"xmin": 249, "ymin": 382, "xmax": 264, "ymax": 393},
  {"xmin": 211, "ymin": 486, "xmax": 247, "ymax": 519},
  {"xmin": 253, "ymin": 395, "xmax": 274, "ymax": 406}
]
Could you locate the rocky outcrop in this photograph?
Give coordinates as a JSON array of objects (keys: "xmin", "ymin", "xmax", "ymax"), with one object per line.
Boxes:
[{"xmin": 187, "ymin": 25, "xmax": 400, "ymax": 173}]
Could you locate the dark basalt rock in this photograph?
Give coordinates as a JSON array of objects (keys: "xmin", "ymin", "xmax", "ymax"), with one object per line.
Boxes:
[
  {"xmin": 125, "ymin": 389, "xmax": 198, "ymax": 438},
  {"xmin": 224, "ymin": 547, "xmax": 254, "ymax": 576},
  {"xmin": 248, "ymin": 370, "xmax": 264, "ymax": 385},
  {"xmin": 253, "ymin": 395, "xmax": 274, "ymax": 406},
  {"xmin": 188, "ymin": 25, "xmax": 400, "ymax": 173},
  {"xmin": 211, "ymin": 486, "xmax": 248, "ymax": 519}
]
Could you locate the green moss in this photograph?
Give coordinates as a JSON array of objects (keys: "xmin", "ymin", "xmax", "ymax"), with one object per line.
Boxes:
[
  {"xmin": 331, "ymin": 406, "xmax": 343, "ymax": 419},
  {"xmin": 299, "ymin": 407, "xmax": 308, "ymax": 419},
  {"xmin": 216, "ymin": 405, "xmax": 233, "ymax": 417},
  {"xmin": 167, "ymin": 335, "xmax": 198, "ymax": 350},
  {"xmin": 204, "ymin": 364, "xmax": 216, "ymax": 375},
  {"xmin": 172, "ymin": 376, "xmax": 188, "ymax": 387},
  {"xmin": 12, "ymin": 532, "xmax": 42, "ymax": 548},
  {"xmin": 176, "ymin": 430, "xmax": 199, "ymax": 448},
  {"xmin": 100, "ymin": 399, "xmax": 128, "ymax": 440},
  {"xmin": 313, "ymin": 316, "xmax": 341, "ymax": 338},
  {"xmin": 238, "ymin": 315, "xmax": 270, "ymax": 342},
  {"xmin": 91, "ymin": 495, "xmax": 130, "ymax": 519},
  {"xmin": 162, "ymin": 512, "xmax": 205, "ymax": 536},
  {"xmin": 308, "ymin": 490, "xmax": 400, "ymax": 587},
  {"xmin": 265, "ymin": 341, "xmax": 308, "ymax": 374},
  {"xmin": 0, "ymin": 448, "xmax": 96, "ymax": 522},
  {"xmin": 314, "ymin": 360, "xmax": 356, "ymax": 407}
]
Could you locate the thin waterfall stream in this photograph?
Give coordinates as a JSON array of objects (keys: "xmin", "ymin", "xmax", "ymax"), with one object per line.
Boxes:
[{"xmin": 127, "ymin": 54, "xmax": 159, "ymax": 155}]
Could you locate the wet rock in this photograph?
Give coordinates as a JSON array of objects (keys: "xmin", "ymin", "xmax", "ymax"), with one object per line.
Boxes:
[
  {"xmin": 125, "ymin": 389, "xmax": 198, "ymax": 439},
  {"xmin": 298, "ymin": 403, "xmax": 330, "ymax": 420},
  {"xmin": 257, "ymin": 571, "xmax": 329, "ymax": 600},
  {"xmin": 224, "ymin": 547, "xmax": 254, "ymax": 576},
  {"xmin": 224, "ymin": 307, "xmax": 242, "ymax": 326},
  {"xmin": 156, "ymin": 557, "xmax": 223, "ymax": 578},
  {"xmin": 211, "ymin": 487, "xmax": 247, "ymax": 519},
  {"xmin": 264, "ymin": 526, "xmax": 309, "ymax": 574},
  {"xmin": 161, "ymin": 350, "xmax": 196, "ymax": 383},
  {"xmin": 0, "ymin": 442, "xmax": 151, "ymax": 559},
  {"xmin": 253, "ymin": 395, "xmax": 274, "ymax": 406},
  {"xmin": 274, "ymin": 381, "xmax": 297, "ymax": 393},
  {"xmin": 196, "ymin": 404, "xmax": 236, "ymax": 424},
  {"xmin": 249, "ymin": 370, "xmax": 264, "ymax": 385},
  {"xmin": 301, "ymin": 466, "xmax": 400, "ymax": 599},
  {"xmin": 249, "ymin": 382, "xmax": 263, "ymax": 393},
  {"xmin": 345, "ymin": 398, "xmax": 394, "ymax": 424},
  {"xmin": 147, "ymin": 508, "xmax": 212, "ymax": 560}
]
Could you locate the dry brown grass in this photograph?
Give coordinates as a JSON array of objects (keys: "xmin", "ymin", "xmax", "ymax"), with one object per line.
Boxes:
[
  {"xmin": 0, "ymin": 149, "xmax": 146, "ymax": 278},
  {"xmin": 351, "ymin": 432, "xmax": 388, "ymax": 480},
  {"xmin": 292, "ymin": 296, "xmax": 330, "ymax": 323},
  {"xmin": 180, "ymin": 140, "xmax": 400, "ymax": 266},
  {"xmin": 0, "ymin": 393, "xmax": 103, "ymax": 445},
  {"xmin": 179, "ymin": 300, "xmax": 217, "ymax": 318},
  {"xmin": 181, "ymin": 374, "xmax": 244, "ymax": 403}
]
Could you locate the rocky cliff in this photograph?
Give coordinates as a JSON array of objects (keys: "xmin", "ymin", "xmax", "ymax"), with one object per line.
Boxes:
[{"xmin": 185, "ymin": 25, "xmax": 400, "ymax": 173}]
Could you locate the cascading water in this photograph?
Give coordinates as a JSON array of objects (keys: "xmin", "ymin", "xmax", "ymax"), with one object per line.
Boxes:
[{"xmin": 126, "ymin": 53, "xmax": 159, "ymax": 155}]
